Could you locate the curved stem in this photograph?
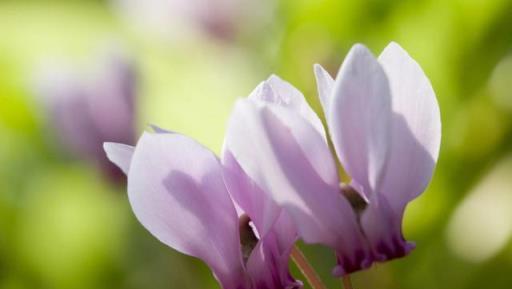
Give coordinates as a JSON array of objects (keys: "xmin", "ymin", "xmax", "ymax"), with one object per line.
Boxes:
[
  {"xmin": 290, "ymin": 245, "xmax": 328, "ymax": 289},
  {"xmin": 342, "ymin": 275, "xmax": 353, "ymax": 289}
]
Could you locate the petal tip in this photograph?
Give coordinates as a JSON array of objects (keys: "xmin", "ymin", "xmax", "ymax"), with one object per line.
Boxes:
[
  {"xmin": 348, "ymin": 43, "xmax": 372, "ymax": 57},
  {"xmin": 148, "ymin": 124, "xmax": 174, "ymax": 134},
  {"xmin": 103, "ymin": 142, "xmax": 134, "ymax": 175},
  {"xmin": 380, "ymin": 41, "xmax": 409, "ymax": 59}
]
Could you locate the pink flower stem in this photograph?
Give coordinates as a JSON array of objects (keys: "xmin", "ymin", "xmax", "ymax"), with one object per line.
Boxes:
[{"xmin": 290, "ymin": 245, "xmax": 328, "ymax": 289}]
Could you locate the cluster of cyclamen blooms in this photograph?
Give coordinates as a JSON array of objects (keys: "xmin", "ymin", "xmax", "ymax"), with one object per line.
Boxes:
[{"xmin": 104, "ymin": 42, "xmax": 441, "ymax": 288}]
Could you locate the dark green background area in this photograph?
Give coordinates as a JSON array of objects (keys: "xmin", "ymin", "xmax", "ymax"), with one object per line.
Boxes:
[{"xmin": 1, "ymin": 0, "xmax": 512, "ymax": 288}]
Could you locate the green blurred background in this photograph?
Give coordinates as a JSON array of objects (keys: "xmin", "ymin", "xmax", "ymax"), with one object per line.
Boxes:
[{"xmin": 1, "ymin": 0, "xmax": 512, "ymax": 288}]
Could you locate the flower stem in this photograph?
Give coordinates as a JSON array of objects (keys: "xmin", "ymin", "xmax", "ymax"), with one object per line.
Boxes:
[
  {"xmin": 290, "ymin": 245, "xmax": 328, "ymax": 289},
  {"xmin": 342, "ymin": 275, "xmax": 353, "ymax": 289}
]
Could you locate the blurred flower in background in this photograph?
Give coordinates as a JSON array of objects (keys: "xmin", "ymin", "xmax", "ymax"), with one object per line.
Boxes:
[
  {"xmin": 111, "ymin": 0, "xmax": 275, "ymax": 43},
  {"xmin": 33, "ymin": 45, "xmax": 137, "ymax": 183}
]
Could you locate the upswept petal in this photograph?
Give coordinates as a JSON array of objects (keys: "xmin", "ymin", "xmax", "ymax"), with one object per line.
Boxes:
[
  {"xmin": 222, "ymin": 149, "xmax": 281, "ymax": 237},
  {"xmin": 127, "ymin": 132, "xmax": 246, "ymax": 289},
  {"xmin": 245, "ymin": 78, "xmax": 337, "ymax": 189},
  {"xmin": 103, "ymin": 142, "xmax": 134, "ymax": 174},
  {"xmin": 356, "ymin": 42, "xmax": 441, "ymax": 264},
  {"xmin": 249, "ymin": 75, "xmax": 327, "ymax": 141},
  {"xmin": 328, "ymin": 44, "xmax": 393, "ymax": 199},
  {"xmin": 377, "ymin": 42, "xmax": 441, "ymax": 209},
  {"xmin": 223, "ymin": 148, "xmax": 301, "ymax": 288},
  {"xmin": 360, "ymin": 194, "xmax": 415, "ymax": 263},
  {"xmin": 226, "ymin": 99, "xmax": 370, "ymax": 274},
  {"xmin": 313, "ymin": 64, "xmax": 335, "ymax": 119},
  {"xmin": 246, "ymin": 212, "xmax": 302, "ymax": 289}
]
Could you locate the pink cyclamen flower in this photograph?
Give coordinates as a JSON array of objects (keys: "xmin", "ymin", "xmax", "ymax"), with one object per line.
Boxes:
[
  {"xmin": 225, "ymin": 42, "xmax": 441, "ymax": 275},
  {"xmin": 104, "ymin": 128, "xmax": 302, "ymax": 289},
  {"xmin": 34, "ymin": 48, "xmax": 136, "ymax": 182}
]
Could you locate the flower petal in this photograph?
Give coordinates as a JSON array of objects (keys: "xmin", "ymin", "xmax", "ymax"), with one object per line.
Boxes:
[
  {"xmin": 328, "ymin": 44, "xmax": 392, "ymax": 199},
  {"xmin": 223, "ymin": 148, "xmax": 301, "ymax": 288},
  {"xmin": 249, "ymin": 75, "xmax": 327, "ymax": 141},
  {"xmin": 127, "ymin": 132, "xmax": 246, "ymax": 289},
  {"xmin": 377, "ymin": 42, "xmax": 441, "ymax": 208},
  {"xmin": 360, "ymin": 194, "xmax": 415, "ymax": 263},
  {"xmin": 226, "ymin": 99, "xmax": 370, "ymax": 274},
  {"xmin": 222, "ymin": 149, "xmax": 280, "ymax": 237},
  {"xmin": 149, "ymin": 124, "xmax": 175, "ymax": 134},
  {"xmin": 246, "ymin": 212, "xmax": 302, "ymax": 289},
  {"xmin": 360, "ymin": 42, "xmax": 441, "ymax": 263},
  {"xmin": 103, "ymin": 142, "xmax": 134, "ymax": 174},
  {"xmin": 313, "ymin": 64, "xmax": 335, "ymax": 119}
]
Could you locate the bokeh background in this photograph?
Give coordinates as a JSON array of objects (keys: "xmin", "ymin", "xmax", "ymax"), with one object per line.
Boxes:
[{"xmin": 1, "ymin": 0, "xmax": 512, "ymax": 288}]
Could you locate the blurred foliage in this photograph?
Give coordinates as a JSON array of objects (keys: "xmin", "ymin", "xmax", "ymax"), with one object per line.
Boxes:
[{"xmin": 1, "ymin": 0, "xmax": 512, "ymax": 288}]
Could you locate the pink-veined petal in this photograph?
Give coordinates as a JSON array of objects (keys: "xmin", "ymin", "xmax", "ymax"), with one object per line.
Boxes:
[
  {"xmin": 377, "ymin": 42, "xmax": 441, "ymax": 208},
  {"xmin": 360, "ymin": 194, "xmax": 415, "ymax": 263},
  {"xmin": 127, "ymin": 132, "xmax": 246, "ymax": 289},
  {"xmin": 226, "ymin": 99, "xmax": 371, "ymax": 275},
  {"xmin": 313, "ymin": 64, "xmax": 335, "ymax": 119},
  {"xmin": 328, "ymin": 44, "xmax": 392, "ymax": 199},
  {"xmin": 246, "ymin": 212, "xmax": 302, "ymax": 289},
  {"xmin": 103, "ymin": 142, "xmax": 134, "ymax": 174}
]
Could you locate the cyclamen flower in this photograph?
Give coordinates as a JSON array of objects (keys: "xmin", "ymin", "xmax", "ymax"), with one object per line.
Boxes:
[
  {"xmin": 104, "ymin": 128, "xmax": 302, "ymax": 289},
  {"xmin": 34, "ymin": 48, "xmax": 136, "ymax": 182},
  {"xmin": 225, "ymin": 42, "xmax": 441, "ymax": 275}
]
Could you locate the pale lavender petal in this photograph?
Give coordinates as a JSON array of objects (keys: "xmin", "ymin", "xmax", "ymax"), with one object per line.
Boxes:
[
  {"xmin": 222, "ymin": 149, "xmax": 280, "ymax": 237},
  {"xmin": 103, "ymin": 142, "xmax": 134, "ymax": 174},
  {"xmin": 226, "ymin": 100, "xmax": 371, "ymax": 274},
  {"xmin": 377, "ymin": 42, "xmax": 441, "ymax": 208},
  {"xmin": 313, "ymin": 64, "xmax": 334, "ymax": 119},
  {"xmin": 250, "ymin": 212, "xmax": 300, "ymax": 288},
  {"xmin": 244, "ymin": 79, "xmax": 336, "ymax": 188},
  {"xmin": 329, "ymin": 44, "xmax": 392, "ymax": 199},
  {"xmin": 249, "ymin": 75, "xmax": 327, "ymax": 141},
  {"xmin": 127, "ymin": 132, "xmax": 246, "ymax": 289},
  {"xmin": 269, "ymin": 209, "xmax": 297, "ymax": 255},
  {"xmin": 223, "ymin": 148, "xmax": 301, "ymax": 288},
  {"xmin": 246, "ymin": 212, "xmax": 302, "ymax": 289},
  {"xmin": 358, "ymin": 43, "xmax": 441, "ymax": 263}
]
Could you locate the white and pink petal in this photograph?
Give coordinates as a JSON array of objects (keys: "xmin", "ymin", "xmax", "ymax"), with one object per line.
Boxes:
[
  {"xmin": 126, "ymin": 132, "xmax": 247, "ymax": 289},
  {"xmin": 377, "ymin": 42, "xmax": 441, "ymax": 210},
  {"xmin": 328, "ymin": 44, "xmax": 393, "ymax": 200},
  {"xmin": 226, "ymin": 99, "xmax": 372, "ymax": 275}
]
